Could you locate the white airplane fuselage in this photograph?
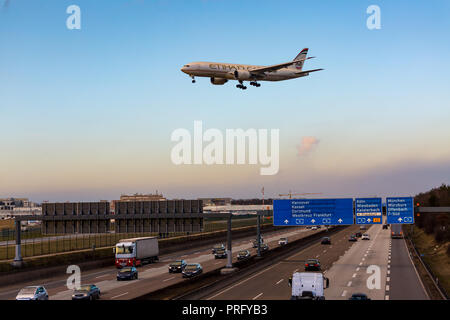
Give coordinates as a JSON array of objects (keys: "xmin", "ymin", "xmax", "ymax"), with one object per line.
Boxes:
[{"xmin": 181, "ymin": 62, "xmax": 307, "ymax": 82}]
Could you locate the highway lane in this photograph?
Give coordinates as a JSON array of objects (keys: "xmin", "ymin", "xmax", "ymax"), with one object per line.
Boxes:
[
  {"xmin": 324, "ymin": 224, "xmax": 388, "ymax": 300},
  {"xmin": 206, "ymin": 225, "xmax": 361, "ymax": 300},
  {"xmin": 389, "ymin": 235, "xmax": 428, "ymax": 300},
  {"xmin": 0, "ymin": 226, "xmax": 320, "ymax": 300}
]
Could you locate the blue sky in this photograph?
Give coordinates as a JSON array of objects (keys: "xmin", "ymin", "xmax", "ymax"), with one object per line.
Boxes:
[{"xmin": 1, "ymin": 0, "xmax": 450, "ymax": 201}]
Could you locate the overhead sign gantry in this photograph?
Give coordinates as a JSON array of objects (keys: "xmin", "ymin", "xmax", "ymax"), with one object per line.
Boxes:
[{"xmin": 273, "ymin": 198, "xmax": 354, "ymax": 226}]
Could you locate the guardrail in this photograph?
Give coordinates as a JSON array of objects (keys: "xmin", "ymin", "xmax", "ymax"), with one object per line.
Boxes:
[{"xmin": 404, "ymin": 233, "xmax": 448, "ymax": 300}]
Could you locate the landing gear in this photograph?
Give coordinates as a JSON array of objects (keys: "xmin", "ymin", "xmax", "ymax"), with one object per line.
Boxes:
[
  {"xmin": 191, "ymin": 76, "xmax": 196, "ymax": 83},
  {"xmin": 236, "ymin": 81, "xmax": 247, "ymax": 90},
  {"xmin": 250, "ymin": 81, "xmax": 261, "ymax": 87}
]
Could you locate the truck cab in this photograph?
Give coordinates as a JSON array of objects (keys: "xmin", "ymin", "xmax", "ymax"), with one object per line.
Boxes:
[
  {"xmin": 288, "ymin": 272, "xmax": 329, "ymax": 300},
  {"xmin": 114, "ymin": 241, "xmax": 136, "ymax": 267}
]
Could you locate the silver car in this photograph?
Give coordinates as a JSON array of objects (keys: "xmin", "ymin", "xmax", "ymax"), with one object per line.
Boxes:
[{"xmin": 16, "ymin": 286, "xmax": 49, "ymax": 300}]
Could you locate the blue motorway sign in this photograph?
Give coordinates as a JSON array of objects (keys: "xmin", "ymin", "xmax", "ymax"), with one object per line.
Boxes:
[
  {"xmin": 273, "ymin": 198, "xmax": 354, "ymax": 226},
  {"xmin": 386, "ymin": 197, "xmax": 414, "ymax": 224},
  {"xmin": 355, "ymin": 198, "xmax": 383, "ymax": 225}
]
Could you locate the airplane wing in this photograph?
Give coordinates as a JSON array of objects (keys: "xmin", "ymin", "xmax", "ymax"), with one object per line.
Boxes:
[
  {"xmin": 294, "ymin": 68, "xmax": 324, "ymax": 75},
  {"xmin": 248, "ymin": 58, "xmax": 314, "ymax": 74}
]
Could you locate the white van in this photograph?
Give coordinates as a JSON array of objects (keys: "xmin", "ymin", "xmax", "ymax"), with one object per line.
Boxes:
[{"xmin": 288, "ymin": 272, "xmax": 329, "ymax": 300}]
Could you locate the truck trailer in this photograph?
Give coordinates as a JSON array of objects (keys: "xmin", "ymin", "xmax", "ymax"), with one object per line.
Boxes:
[
  {"xmin": 114, "ymin": 236, "xmax": 159, "ymax": 268},
  {"xmin": 391, "ymin": 224, "xmax": 403, "ymax": 239}
]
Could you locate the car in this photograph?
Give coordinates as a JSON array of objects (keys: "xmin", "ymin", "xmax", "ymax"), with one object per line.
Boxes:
[
  {"xmin": 260, "ymin": 243, "xmax": 269, "ymax": 253},
  {"xmin": 252, "ymin": 237, "xmax": 264, "ymax": 248},
  {"xmin": 168, "ymin": 260, "xmax": 187, "ymax": 273},
  {"xmin": 382, "ymin": 224, "xmax": 388, "ymax": 229},
  {"xmin": 348, "ymin": 293, "xmax": 371, "ymax": 300},
  {"xmin": 355, "ymin": 232, "xmax": 362, "ymax": 238},
  {"xmin": 182, "ymin": 263, "xmax": 203, "ymax": 278},
  {"xmin": 278, "ymin": 237, "xmax": 288, "ymax": 246},
  {"xmin": 304, "ymin": 259, "xmax": 321, "ymax": 271},
  {"xmin": 237, "ymin": 250, "xmax": 251, "ymax": 260},
  {"xmin": 16, "ymin": 286, "xmax": 49, "ymax": 300},
  {"xmin": 311, "ymin": 226, "xmax": 318, "ymax": 230},
  {"xmin": 348, "ymin": 235, "xmax": 357, "ymax": 242},
  {"xmin": 321, "ymin": 237, "xmax": 331, "ymax": 245},
  {"xmin": 359, "ymin": 226, "xmax": 367, "ymax": 230},
  {"xmin": 212, "ymin": 244, "xmax": 225, "ymax": 254},
  {"xmin": 71, "ymin": 284, "xmax": 101, "ymax": 300},
  {"xmin": 361, "ymin": 234, "xmax": 370, "ymax": 240},
  {"xmin": 117, "ymin": 266, "xmax": 138, "ymax": 280},
  {"xmin": 214, "ymin": 248, "xmax": 227, "ymax": 259}
]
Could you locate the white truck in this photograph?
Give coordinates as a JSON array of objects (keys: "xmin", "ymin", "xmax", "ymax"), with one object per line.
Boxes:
[
  {"xmin": 114, "ymin": 236, "xmax": 159, "ymax": 268},
  {"xmin": 288, "ymin": 272, "xmax": 329, "ymax": 300}
]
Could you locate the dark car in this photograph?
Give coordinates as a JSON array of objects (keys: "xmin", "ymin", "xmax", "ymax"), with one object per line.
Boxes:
[
  {"xmin": 304, "ymin": 259, "xmax": 321, "ymax": 271},
  {"xmin": 117, "ymin": 266, "xmax": 138, "ymax": 281},
  {"xmin": 168, "ymin": 260, "xmax": 187, "ymax": 273},
  {"xmin": 349, "ymin": 293, "xmax": 371, "ymax": 300},
  {"xmin": 182, "ymin": 263, "xmax": 203, "ymax": 278},
  {"xmin": 237, "ymin": 250, "xmax": 251, "ymax": 260},
  {"xmin": 349, "ymin": 235, "xmax": 357, "ymax": 242},
  {"xmin": 382, "ymin": 224, "xmax": 388, "ymax": 229},
  {"xmin": 71, "ymin": 284, "xmax": 101, "ymax": 300},
  {"xmin": 214, "ymin": 249, "xmax": 227, "ymax": 259},
  {"xmin": 355, "ymin": 232, "xmax": 362, "ymax": 238},
  {"xmin": 260, "ymin": 243, "xmax": 269, "ymax": 253},
  {"xmin": 212, "ymin": 244, "xmax": 225, "ymax": 254},
  {"xmin": 321, "ymin": 237, "xmax": 331, "ymax": 245}
]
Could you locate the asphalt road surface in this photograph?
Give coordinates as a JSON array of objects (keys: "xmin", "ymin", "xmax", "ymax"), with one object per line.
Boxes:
[
  {"xmin": 0, "ymin": 226, "xmax": 321, "ymax": 300},
  {"xmin": 206, "ymin": 224, "xmax": 429, "ymax": 300}
]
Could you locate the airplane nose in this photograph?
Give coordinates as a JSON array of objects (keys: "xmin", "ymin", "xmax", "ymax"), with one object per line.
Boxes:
[{"xmin": 181, "ymin": 67, "xmax": 187, "ymax": 73}]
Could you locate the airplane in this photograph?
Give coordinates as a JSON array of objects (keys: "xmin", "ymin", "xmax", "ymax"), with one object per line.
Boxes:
[{"xmin": 180, "ymin": 48, "xmax": 323, "ymax": 90}]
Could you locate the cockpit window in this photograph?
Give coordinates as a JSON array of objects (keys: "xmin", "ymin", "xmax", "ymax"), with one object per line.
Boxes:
[{"xmin": 184, "ymin": 65, "xmax": 190, "ymax": 67}]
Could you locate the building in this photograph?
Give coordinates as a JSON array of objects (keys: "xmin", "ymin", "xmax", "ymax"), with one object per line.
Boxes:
[
  {"xmin": 111, "ymin": 192, "xmax": 166, "ymax": 213},
  {"xmin": 0, "ymin": 197, "xmax": 36, "ymax": 211},
  {"xmin": 198, "ymin": 198, "xmax": 232, "ymax": 207}
]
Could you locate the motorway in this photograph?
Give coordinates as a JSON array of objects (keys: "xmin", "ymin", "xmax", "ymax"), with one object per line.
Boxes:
[
  {"xmin": 204, "ymin": 224, "xmax": 428, "ymax": 300},
  {"xmin": 0, "ymin": 226, "xmax": 321, "ymax": 300}
]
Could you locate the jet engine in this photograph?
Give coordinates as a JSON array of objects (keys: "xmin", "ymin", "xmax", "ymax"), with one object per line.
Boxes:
[
  {"xmin": 233, "ymin": 70, "xmax": 252, "ymax": 81},
  {"xmin": 210, "ymin": 77, "xmax": 228, "ymax": 85}
]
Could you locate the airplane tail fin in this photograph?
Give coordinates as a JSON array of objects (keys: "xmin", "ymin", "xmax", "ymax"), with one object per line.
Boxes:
[{"xmin": 290, "ymin": 48, "xmax": 308, "ymax": 71}]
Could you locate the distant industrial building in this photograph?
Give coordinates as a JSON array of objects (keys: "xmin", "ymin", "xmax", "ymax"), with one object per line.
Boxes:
[
  {"xmin": 198, "ymin": 198, "xmax": 232, "ymax": 207},
  {"xmin": 111, "ymin": 192, "xmax": 166, "ymax": 213}
]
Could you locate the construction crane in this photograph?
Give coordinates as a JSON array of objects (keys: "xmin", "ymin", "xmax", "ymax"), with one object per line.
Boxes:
[{"xmin": 278, "ymin": 191, "xmax": 323, "ymax": 199}]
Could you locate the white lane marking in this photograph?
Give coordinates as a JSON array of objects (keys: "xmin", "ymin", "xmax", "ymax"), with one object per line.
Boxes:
[
  {"xmin": 362, "ymin": 258, "xmax": 365, "ymax": 261},
  {"xmin": 276, "ymin": 279, "xmax": 283, "ymax": 285},
  {"xmin": 214, "ymin": 261, "xmax": 222, "ymax": 265},
  {"xmin": 386, "ymin": 277, "xmax": 390, "ymax": 282},
  {"xmin": 385, "ymin": 295, "xmax": 389, "ymax": 300},
  {"xmin": 356, "ymin": 267, "xmax": 360, "ymax": 272},
  {"xmin": 359, "ymin": 262, "xmax": 363, "ymax": 266},
  {"xmin": 294, "ymin": 268, "xmax": 299, "ymax": 272},
  {"xmin": 323, "ymin": 250, "xmax": 327, "ymax": 253},
  {"xmin": 386, "ymin": 285, "xmax": 390, "ymax": 291},
  {"xmin": 252, "ymin": 293, "xmax": 263, "ymax": 300},
  {"xmin": 341, "ymin": 290, "xmax": 347, "ymax": 297},
  {"xmin": 347, "ymin": 281, "xmax": 352, "ymax": 287},
  {"xmin": 111, "ymin": 292, "xmax": 128, "ymax": 299},
  {"xmin": 95, "ymin": 274, "xmax": 109, "ymax": 279},
  {"xmin": 163, "ymin": 277, "xmax": 175, "ymax": 282},
  {"xmin": 352, "ymin": 273, "xmax": 357, "ymax": 278},
  {"xmin": 207, "ymin": 260, "xmax": 283, "ymax": 300},
  {"xmin": 387, "ymin": 270, "xmax": 390, "ymax": 274}
]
